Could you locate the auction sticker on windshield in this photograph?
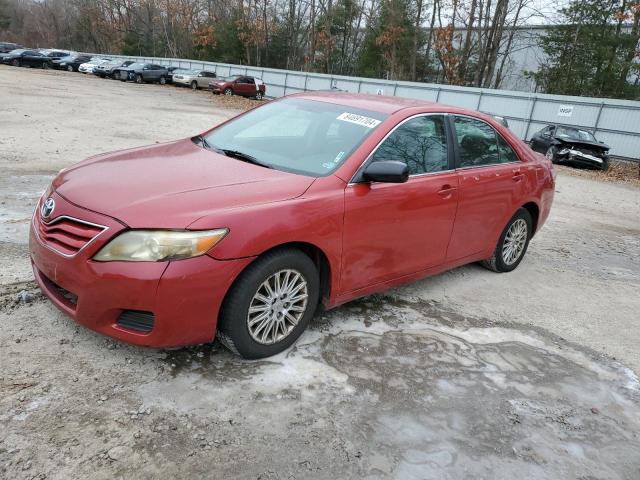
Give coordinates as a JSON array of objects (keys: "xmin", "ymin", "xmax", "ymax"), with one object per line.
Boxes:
[{"xmin": 337, "ymin": 112, "xmax": 381, "ymax": 128}]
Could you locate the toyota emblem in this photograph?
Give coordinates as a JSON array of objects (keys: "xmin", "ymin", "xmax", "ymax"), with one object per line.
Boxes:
[{"xmin": 41, "ymin": 197, "xmax": 55, "ymax": 218}]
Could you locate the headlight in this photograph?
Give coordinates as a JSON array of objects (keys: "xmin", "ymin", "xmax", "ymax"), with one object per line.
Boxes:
[{"xmin": 93, "ymin": 229, "xmax": 228, "ymax": 262}]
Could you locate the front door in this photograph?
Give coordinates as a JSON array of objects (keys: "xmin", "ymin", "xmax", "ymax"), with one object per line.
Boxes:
[{"xmin": 341, "ymin": 114, "xmax": 459, "ymax": 293}]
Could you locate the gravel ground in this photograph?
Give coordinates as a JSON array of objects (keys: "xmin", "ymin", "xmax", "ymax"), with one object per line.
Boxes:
[{"xmin": 1, "ymin": 67, "xmax": 639, "ymax": 479}]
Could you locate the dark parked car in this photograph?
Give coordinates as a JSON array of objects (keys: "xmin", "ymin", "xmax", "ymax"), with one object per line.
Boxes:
[
  {"xmin": 0, "ymin": 49, "xmax": 52, "ymax": 68},
  {"xmin": 0, "ymin": 42, "xmax": 23, "ymax": 53},
  {"xmin": 40, "ymin": 49, "xmax": 73, "ymax": 60},
  {"xmin": 94, "ymin": 60, "xmax": 134, "ymax": 78},
  {"xmin": 529, "ymin": 125, "xmax": 610, "ymax": 171},
  {"xmin": 208, "ymin": 75, "xmax": 266, "ymax": 99},
  {"xmin": 52, "ymin": 54, "xmax": 92, "ymax": 71},
  {"xmin": 118, "ymin": 63, "xmax": 169, "ymax": 84}
]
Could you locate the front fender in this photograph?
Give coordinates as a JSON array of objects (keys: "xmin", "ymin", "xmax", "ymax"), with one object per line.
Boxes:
[{"xmin": 188, "ymin": 175, "xmax": 346, "ymax": 301}]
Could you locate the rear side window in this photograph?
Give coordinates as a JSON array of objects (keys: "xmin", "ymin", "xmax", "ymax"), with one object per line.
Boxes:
[
  {"xmin": 453, "ymin": 116, "xmax": 501, "ymax": 167},
  {"xmin": 370, "ymin": 115, "xmax": 449, "ymax": 175},
  {"xmin": 497, "ymin": 135, "xmax": 519, "ymax": 163}
]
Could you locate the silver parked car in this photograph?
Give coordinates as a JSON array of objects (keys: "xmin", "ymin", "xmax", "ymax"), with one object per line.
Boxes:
[{"xmin": 172, "ymin": 69, "xmax": 217, "ymax": 90}]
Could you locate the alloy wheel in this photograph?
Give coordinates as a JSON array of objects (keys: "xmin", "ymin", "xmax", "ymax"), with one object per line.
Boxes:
[
  {"xmin": 247, "ymin": 269, "xmax": 308, "ymax": 345},
  {"xmin": 502, "ymin": 218, "xmax": 528, "ymax": 265}
]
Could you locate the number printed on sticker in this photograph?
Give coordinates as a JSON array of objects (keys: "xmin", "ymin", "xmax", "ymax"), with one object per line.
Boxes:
[{"xmin": 337, "ymin": 112, "xmax": 381, "ymax": 129}]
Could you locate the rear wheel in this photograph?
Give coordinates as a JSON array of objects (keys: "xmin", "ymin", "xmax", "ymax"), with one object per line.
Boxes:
[
  {"xmin": 481, "ymin": 208, "xmax": 533, "ymax": 273},
  {"xmin": 224, "ymin": 88, "xmax": 233, "ymax": 96},
  {"xmin": 67, "ymin": 65, "xmax": 74, "ymax": 72},
  {"xmin": 42, "ymin": 62, "xmax": 50, "ymax": 70},
  {"xmin": 217, "ymin": 248, "xmax": 320, "ymax": 359},
  {"xmin": 159, "ymin": 76, "xmax": 167, "ymax": 85},
  {"xmin": 191, "ymin": 81, "xmax": 198, "ymax": 90}
]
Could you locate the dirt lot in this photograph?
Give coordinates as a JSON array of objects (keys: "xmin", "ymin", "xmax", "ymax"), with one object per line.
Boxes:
[{"xmin": 1, "ymin": 67, "xmax": 639, "ymax": 479}]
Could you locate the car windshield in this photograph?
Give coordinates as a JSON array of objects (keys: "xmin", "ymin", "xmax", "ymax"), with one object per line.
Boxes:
[
  {"xmin": 556, "ymin": 126, "xmax": 596, "ymax": 142},
  {"xmin": 203, "ymin": 98, "xmax": 387, "ymax": 177},
  {"xmin": 127, "ymin": 62, "xmax": 144, "ymax": 69},
  {"xmin": 9, "ymin": 49, "xmax": 25, "ymax": 54},
  {"xmin": 222, "ymin": 75, "xmax": 242, "ymax": 81}
]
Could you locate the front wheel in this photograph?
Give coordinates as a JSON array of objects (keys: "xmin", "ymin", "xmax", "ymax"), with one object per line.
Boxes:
[
  {"xmin": 135, "ymin": 74, "xmax": 144, "ymax": 84},
  {"xmin": 217, "ymin": 249, "xmax": 320, "ymax": 359},
  {"xmin": 545, "ymin": 146, "xmax": 558, "ymax": 164},
  {"xmin": 481, "ymin": 208, "xmax": 533, "ymax": 273},
  {"xmin": 159, "ymin": 76, "xmax": 167, "ymax": 85},
  {"xmin": 11, "ymin": 59, "xmax": 20, "ymax": 67},
  {"xmin": 191, "ymin": 81, "xmax": 198, "ymax": 90},
  {"xmin": 42, "ymin": 62, "xmax": 50, "ymax": 70},
  {"xmin": 67, "ymin": 65, "xmax": 74, "ymax": 72},
  {"xmin": 255, "ymin": 91, "xmax": 263, "ymax": 100},
  {"xmin": 224, "ymin": 88, "xmax": 233, "ymax": 96},
  {"xmin": 600, "ymin": 158, "xmax": 610, "ymax": 172}
]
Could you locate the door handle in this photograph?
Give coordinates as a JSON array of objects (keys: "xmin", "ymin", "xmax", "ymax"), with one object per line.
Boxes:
[
  {"xmin": 512, "ymin": 170, "xmax": 525, "ymax": 182},
  {"xmin": 437, "ymin": 185, "xmax": 457, "ymax": 197}
]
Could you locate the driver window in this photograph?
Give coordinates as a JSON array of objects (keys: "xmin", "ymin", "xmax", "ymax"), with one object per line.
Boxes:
[
  {"xmin": 369, "ymin": 115, "xmax": 449, "ymax": 175},
  {"xmin": 453, "ymin": 116, "xmax": 500, "ymax": 167}
]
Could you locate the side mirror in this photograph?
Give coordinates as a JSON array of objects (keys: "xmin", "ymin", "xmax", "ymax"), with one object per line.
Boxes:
[{"xmin": 362, "ymin": 161, "xmax": 409, "ymax": 183}]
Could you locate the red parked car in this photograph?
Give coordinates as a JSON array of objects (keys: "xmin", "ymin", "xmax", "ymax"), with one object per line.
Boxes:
[
  {"xmin": 30, "ymin": 93, "xmax": 554, "ymax": 358},
  {"xmin": 208, "ymin": 74, "xmax": 266, "ymax": 99}
]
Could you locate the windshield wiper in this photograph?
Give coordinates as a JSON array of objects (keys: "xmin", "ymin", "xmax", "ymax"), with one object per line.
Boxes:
[
  {"xmin": 218, "ymin": 148, "xmax": 272, "ymax": 169},
  {"xmin": 193, "ymin": 135, "xmax": 228, "ymax": 156}
]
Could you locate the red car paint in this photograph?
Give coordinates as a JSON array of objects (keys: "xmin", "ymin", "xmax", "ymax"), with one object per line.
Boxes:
[{"xmin": 30, "ymin": 92, "xmax": 554, "ymax": 348}]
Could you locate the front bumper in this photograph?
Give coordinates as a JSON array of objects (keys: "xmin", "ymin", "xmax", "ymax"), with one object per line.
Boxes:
[
  {"xmin": 29, "ymin": 192, "xmax": 253, "ymax": 348},
  {"xmin": 558, "ymin": 149, "xmax": 607, "ymax": 168},
  {"xmin": 173, "ymin": 78, "xmax": 192, "ymax": 86}
]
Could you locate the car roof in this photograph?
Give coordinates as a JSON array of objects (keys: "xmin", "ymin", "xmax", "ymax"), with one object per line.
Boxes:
[{"xmin": 288, "ymin": 91, "xmax": 473, "ymax": 115}]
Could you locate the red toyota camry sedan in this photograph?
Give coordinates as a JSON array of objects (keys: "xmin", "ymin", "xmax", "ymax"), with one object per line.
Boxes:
[{"xmin": 30, "ymin": 93, "xmax": 555, "ymax": 358}]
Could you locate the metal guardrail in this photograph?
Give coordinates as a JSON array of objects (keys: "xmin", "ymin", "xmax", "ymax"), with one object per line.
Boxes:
[{"xmin": 97, "ymin": 54, "xmax": 640, "ymax": 162}]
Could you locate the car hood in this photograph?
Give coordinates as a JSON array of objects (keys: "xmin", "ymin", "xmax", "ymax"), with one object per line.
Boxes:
[
  {"xmin": 52, "ymin": 139, "xmax": 316, "ymax": 228},
  {"xmin": 553, "ymin": 137, "xmax": 609, "ymax": 151}
]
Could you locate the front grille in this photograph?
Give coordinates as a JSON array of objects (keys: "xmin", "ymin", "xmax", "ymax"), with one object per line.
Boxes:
[
  {"xmin": 36, "ymin": 215, "xmax": 107, "ymax": 256},
  {"xmin": 117, "ymin": 310, "xmax": 155, "ymax": 333}
]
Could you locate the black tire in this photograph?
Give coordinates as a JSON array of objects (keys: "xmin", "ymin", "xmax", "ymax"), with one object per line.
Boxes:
[
  {"xmin": 481, "ymin": 208, "xmax": 533, "ymax": 273},
  {"xmin": 600, "ymin": 158, "xmax": 610, "ymax": 172},
  {"xmin": 191, "ymin": 80, "xmax": 198, "ymax": 90},
  {"xmin": 224, "ymin": 87, "xmax": 233, "ymax": 96},
  {"xmin": 255, "ymin": 91, "xmax": 263, "ymax": 100},
  {"xmin": 11, "ymin": 59, "xmax": 20, "ymax": 67},
  {"xmin": 135, "ymin": 74, "xmax": 144, "ymax": 84},
  {"xmin": 159, "ymin": 76, "xmax": 167, "ymax": 85},
  {"xmin": 217, "ymin": 248, "xmax": 320, "ymax": 359},
  {"xmin": 42, "ymin": 62, "xmax": 50, "ymax": 70},
  {"xmin": 545, "ymin": 145, "xmax": 558, "ymax": 164},
  {"xmin": 67, "ymin": 65, "xmax": 74, "ymax": 72}
]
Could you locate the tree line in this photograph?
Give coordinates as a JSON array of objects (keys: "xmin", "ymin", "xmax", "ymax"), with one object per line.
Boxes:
[{"xmin": 1, "ymin": 0, "xmax": 639, "ymax": 99}]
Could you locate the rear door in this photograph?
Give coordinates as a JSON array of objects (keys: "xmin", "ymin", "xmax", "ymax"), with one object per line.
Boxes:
[
  {"xmin": 235, "ymin": 77, "xmax": 254, "ymax": 96},
  {"xmin": 21, "ymin": 50, "xmax": 38, "ymax": 66},
  {"xmin": 530, "ymin": 126, "xmax": 553, "ymax": 154},
  {"xmin": 198, "ymin": 71, "xmax": 216, "ymax": 88},
  {"xmin": 446, "ymin": 115, "xmax": 527, "ymax": 262},
  {"xmin": 144, "ymin": 64, "xmax": 161, "ymax": 80},
  {"xmin": 341, "ymin": 114, "xmax": 459, "ymax": 293}
]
